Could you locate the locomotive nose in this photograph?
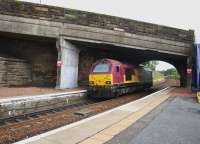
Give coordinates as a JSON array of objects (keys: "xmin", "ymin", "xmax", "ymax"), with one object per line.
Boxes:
[
  {"xmin": 89, "ymin": 74, "xmax": 112, "ymax": 86},
  {"xmin": 106, "ymin": 81, "xmax": 111, "ymax": 84},
  {"xmin": 89, "ymin": 81, "xmax": 94, "ymax": 85}
]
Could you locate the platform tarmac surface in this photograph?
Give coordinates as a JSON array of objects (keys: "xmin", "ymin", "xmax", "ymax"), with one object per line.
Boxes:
[{"xmin": 106, "ymin": 96, "xmax": 200, "ymax": 144}]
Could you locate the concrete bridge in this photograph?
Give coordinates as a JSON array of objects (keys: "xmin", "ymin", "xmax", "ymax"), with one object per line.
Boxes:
[{"xmin": 0, "ymin": 0, "xmax": 194, "ymax": 88}]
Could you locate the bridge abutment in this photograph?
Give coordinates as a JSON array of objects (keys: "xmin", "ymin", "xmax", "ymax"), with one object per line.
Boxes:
[{"xmin": 56, "ymin": 38, "xmax": 80, "ymax": 89}]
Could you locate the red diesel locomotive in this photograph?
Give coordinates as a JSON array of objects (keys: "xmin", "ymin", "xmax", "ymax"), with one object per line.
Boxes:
[{"xmin": 89, "ymin": 58, "xmax": 152, "ymax": 98}]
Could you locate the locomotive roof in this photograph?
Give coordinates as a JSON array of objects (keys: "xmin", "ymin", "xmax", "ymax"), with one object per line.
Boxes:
[
  {"xmin": 96, "ymin": 58, "xmax": 136, "ymax": 68},
  {"xmin": 105, "ymin": 59, "xmax": 122, "ymax": 64}
]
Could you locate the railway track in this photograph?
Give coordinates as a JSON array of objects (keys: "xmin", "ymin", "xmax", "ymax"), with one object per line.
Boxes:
[{"xmin": 0, "ymin": 88, "xmax": 162, "ymax": 144}]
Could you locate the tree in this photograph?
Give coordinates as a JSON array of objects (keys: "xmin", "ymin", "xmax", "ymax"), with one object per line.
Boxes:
[
  {"xmin": 159, "ymin": 68, "xmax": 180, "ymax": 79},
  {"xmin": 140, "ymin": 61, "xmax": 159, "ymax": 71}
]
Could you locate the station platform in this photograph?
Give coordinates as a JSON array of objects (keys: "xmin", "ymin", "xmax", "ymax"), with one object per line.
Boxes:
[
  {"xmin": 0, "ymin": 86, "xmax": 86, "ymax": 98},
  {"xmin": 0, "ymin": 87, "xmax": 87, "ymax": 119},
  {"xmin": 14, "ymin": 87, "xmax": 181, "ymax": 144},
  {"xmin": 16, "ymin": 87, "xmax": 197, "ymax": 144}
]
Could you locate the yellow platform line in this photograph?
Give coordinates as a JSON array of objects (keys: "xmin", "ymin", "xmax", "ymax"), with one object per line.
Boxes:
[{"xmin": 79, "ymin": 92, "xmax": 171, "ymax": 144}]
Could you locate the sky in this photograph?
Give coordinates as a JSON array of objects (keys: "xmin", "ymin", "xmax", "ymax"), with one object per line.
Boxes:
[
  {"xmin": 156, "ymin": 61, "xmax": 175, "ymax": 71},
  {"xmin": 19, "ymin": 0, "xmax": 198, "ymax": 70}
]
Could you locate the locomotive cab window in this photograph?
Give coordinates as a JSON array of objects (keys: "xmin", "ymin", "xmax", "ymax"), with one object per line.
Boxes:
[
  {"xmin": 125, "ymin": 68, "xmax": 132, "ymax": 81},
  {"xmin": 116, "ymin": 66, "xmax": 120, "ymax": 72},
  {"xmin": 93, "ymin": 64, "xmax": 110, "ymax": 73}
]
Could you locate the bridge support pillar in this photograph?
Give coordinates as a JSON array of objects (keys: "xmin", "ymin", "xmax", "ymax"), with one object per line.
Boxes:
[
  {"xmin": 56, "ymin": 38, "xmax": 80, "ymax": 89},
  {"xmin": 186, "ymin": 56, "xmax": 193, "ymax": 88},
  {"xmin": 178, "ymin": 56, "xmax": 193, "ymax": 88},
  {"xmin": 176, "ymin": 60, "xmax": 187, "ymax": 88},
  {"xmin": 180, "ymin": 66, "xmax": 187, "ymax": 87}
]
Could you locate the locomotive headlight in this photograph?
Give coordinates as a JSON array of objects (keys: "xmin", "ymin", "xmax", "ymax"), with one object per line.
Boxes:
[
  {"xmin": 106, "ymin": 81, "xmax": 111, "ymax": 84},
  {"xmin": 89, "ymin": 81, "xmax": 94, "ymax": 85}
]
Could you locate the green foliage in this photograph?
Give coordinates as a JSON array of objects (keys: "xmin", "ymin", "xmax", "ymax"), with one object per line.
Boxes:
[
  {"xmin": 14, "ymin": 0, "xmax": 22, "ymax": 4},
  {"xmin": 14, "ymin": 0, "xmax": 24, "ymax": 9},
  {"xmin": 140, "ymin": 61, "xmax": 159, "ymax": 71},
  {"xmin": 153, "ymin": 71, "xmax": 164, "ymax": 81},
  {"xmin": 160, "ymin": 68, "xmax": 180, "ymax": 79},
  {"xmin": 65, "ymin": 9, "xmax": 79, "ymax": 20}
]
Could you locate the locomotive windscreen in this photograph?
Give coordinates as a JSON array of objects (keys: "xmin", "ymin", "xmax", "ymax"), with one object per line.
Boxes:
[{"xmin": 93, "ymin": 64, "xmax": 110, "ymax": 73}]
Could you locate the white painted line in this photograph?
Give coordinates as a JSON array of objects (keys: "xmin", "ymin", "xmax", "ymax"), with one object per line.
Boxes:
[
  {"xmin": 0, "ymin": 90, "xmax": 87, "ymax": 103},
  {"xmin": 14, "ymin": 87, "xmax": 171, "ymax": 144}
]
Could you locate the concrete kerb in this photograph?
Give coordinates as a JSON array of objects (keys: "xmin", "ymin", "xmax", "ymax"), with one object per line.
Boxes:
[{"xmin": 14, "ymin": 87, "xmax": 172, "ymax": 144}]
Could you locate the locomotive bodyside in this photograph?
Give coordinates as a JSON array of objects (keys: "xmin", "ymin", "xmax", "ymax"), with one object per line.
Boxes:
[{"xmin": 89, "ymin": 59, "xmax": 152, "ymax": 98}]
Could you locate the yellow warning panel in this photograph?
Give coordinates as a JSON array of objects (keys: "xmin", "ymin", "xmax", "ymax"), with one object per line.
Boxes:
[
  {"xmin": 89, "ymin": 74, "xmax": 113, "ymax": 86},
  {"xmin": 197, "ymin": 92, "xmax": 200, "ymax": 103}
]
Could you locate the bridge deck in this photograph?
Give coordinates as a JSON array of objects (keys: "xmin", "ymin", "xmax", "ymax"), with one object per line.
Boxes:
[
  {"xmin": 0, "ymin": 0, "xmax": 193, "ymax": 43},
  {"xmin": 0, "ymin": 0, "xmax": 194, "ymax": 57}
]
